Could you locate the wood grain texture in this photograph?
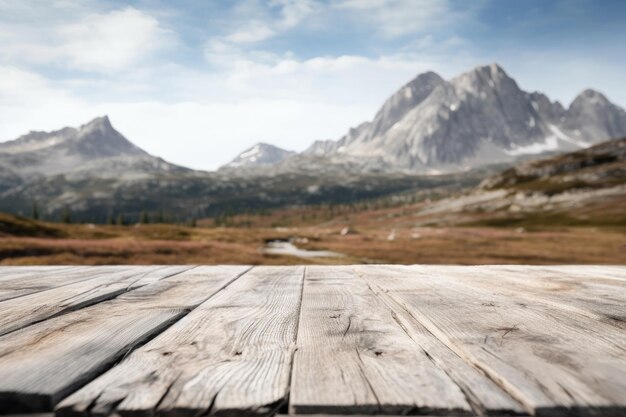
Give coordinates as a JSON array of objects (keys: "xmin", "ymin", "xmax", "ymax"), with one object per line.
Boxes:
[
  {"xmin": 0, "ymin": 267, "xmax": 94, "ymax": 292},
  {"xmin": 0, "ymin": 266, "xmax": 77, "ymax": 280},
  {"xmin": 0, "ymin": 266, "xmax": 249, "ymax": 414},
  {"xmin": 1, "ymin": 264, "xmax": 624, "ymax": 417},
  {"xmin": 541, "ymin": 265, "xmax": 626, "ymax": 283},
  {"xmin": 56, "ymin": 266, "xmax": 304, "ymax": 417},
  {"xmin": 353, "ymin": 266, "xmax": 525, "ymax": 416},
  {"xmin": 450, "ymin": 265, "xmax": 626, "ymax": 329},
  {"xmin": 362, "ymin": 265, "xmax": 626, "ymax": 417},
  {"xmin": 0, "ymin": 266, "xmax": 127, "ymax": 302},
  {"xmin": 290, "ymin": 266, "xmax": 472, "ymax": 416},
  {"xmin": 0, "ymin": 265, "xmax": 192, "ymax": 336}
]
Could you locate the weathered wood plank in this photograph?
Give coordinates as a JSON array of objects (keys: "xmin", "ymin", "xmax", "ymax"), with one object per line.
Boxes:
[
  {"xmin": 0, "ymin": 266, "xmax": 131, "ymax": 302},
  {"xmin": 0, "ymin": 266, "xmax": 89, "ymax": 283},
  {"xmin": 541, "ymin": 265, "xmax": 626, "ymax": 282},
  {"xmin": 0, "ymin": 265, "xmax": 193, "ymax": 336},
  {"xmin": 290, "ymin": 266, "xmax": 473, "ymax": 415},
  {"xmin": 361, "ymin": 265, "xmax": 626, "ymax": 417},
  {"xmin": 56, "ymin": 266, "xmax": 304, "ymax": 417},
  {"xmin": 0, "ymin": 266, "xmax": 76, "ymax": 274},
  {"xmin": 451, "ymin": 265, "xmax": 626, "ymax": 328},
  {"xmin": 0, "ymin": 266, "xmax": 249, "ymax": 414},
  {"xmin": 353, "ymin": 266, "xmax": 525, "ymax": 416}
]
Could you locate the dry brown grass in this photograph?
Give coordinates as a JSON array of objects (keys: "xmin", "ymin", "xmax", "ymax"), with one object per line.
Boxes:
[
  {"xmin": 1, "ymin": 220, "xmax": 624, "ymax": 265},
  {"xmin": 298, "ymin": 226, "xmax": 626, "ymax": 265},
  {"xmin": 2, "ymin": 200, "xmax": 625, "ymax": 266}
]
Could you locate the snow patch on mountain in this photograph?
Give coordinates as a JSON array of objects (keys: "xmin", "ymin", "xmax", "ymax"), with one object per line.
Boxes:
[{"xmin": 223, "ymin": 143, "xmax": 296, "ymax": 169}]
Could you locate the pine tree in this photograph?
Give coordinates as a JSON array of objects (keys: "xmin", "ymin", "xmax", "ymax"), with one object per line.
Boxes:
[
  {"xmin": 116, "ymin": 213, "xmax": 125, "ymax": 226},
  {"xmin": 32, "ymin": 202, "xmax": 39, "ymax": 220},
  {"xmin": 140, "ymin": 211, "xmax": 150, "ymax": 224},
  {"xmin": 61, "ymin": 209, "xmax": 71, "ymax": 224}
]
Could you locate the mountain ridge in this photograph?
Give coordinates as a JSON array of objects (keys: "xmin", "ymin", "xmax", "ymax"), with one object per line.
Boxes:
[
  {"xmin": 225, "ymin": 63, "xmax": 626, "ymax": 174},
  {"xmin": 301, "ymin": 63, "xmax": 626, "ymax": 170},
  {"xmin": 1, "ymin": 63, "xmax": 625, "ymax": 222},
  {"xmin": 0, "ymin": 115, "xmax": 189, "ymax": 180}
]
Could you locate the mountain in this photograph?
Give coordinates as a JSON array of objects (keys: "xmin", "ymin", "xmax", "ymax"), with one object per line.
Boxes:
[
  {"xmin": 0, "ymin": 116, "xmax": 189, "ymax": 180},
  {"xmin": 222, "ymin": 143, "xmax": 295, "ymax": 169},
  {"xmin": 256, "ymin": 64, "xmax": 626, "ymax": 173},
  {"xmin": 416, "ymin": 136, "xmax": 626, "ymax": 226},
  {"xmin": 1, "ymin": 116, "xmax": 493, "ymax": 222},
  {"xmin": 2, "ymin": 63, "xmax": 625, "ymax": 223}
]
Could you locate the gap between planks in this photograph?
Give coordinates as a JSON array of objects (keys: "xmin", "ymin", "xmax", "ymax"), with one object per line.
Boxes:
[
  {"xmin": 56, "ymin": 266, "xmax": 304, "ymax": 417},
  {"xmin": 354, "ymin": 265, "xmax": 626, "ymax": 417},
  {"xmin": 0, "ymin": 265, "xmax": 196, "ymax": 337}
]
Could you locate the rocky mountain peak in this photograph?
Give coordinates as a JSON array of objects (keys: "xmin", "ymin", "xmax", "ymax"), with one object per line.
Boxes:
[
  {"xmin": 563, "ymin": 89, "xmax": 626, "ymax": 140},
  {"xmin": 365, "ymin": 71, "xmax": 446, "ymax": 140},
  {"xmin": 69, "ymin": 116, "xmax": 146, "ymax": 158},
  {"xmin": 406, "ymin": 71, "xmax": 445, "ymax": 89},
  {"xmin": 80, "ymin": 115, "xmax": 113, "ymax": 133},
  {"xmin": 0, "ymin": 116, "xmax": 184, "ymax": 179},
  {"xmin": 452, "ymin": 63, "xmax": 519, "ymax": 96},
  {"xmin": 223, "ymin": 142, "xmax": 296, "ymax": 169},
  {"xmin": 570, "ymin": 89, "xmax": 611, "ymax": 109}
]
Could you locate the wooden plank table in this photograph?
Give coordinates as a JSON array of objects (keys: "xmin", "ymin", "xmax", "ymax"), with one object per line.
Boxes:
[{"xmin": 0, "ymin": 265, "xmax": 623, "ymax": 417}]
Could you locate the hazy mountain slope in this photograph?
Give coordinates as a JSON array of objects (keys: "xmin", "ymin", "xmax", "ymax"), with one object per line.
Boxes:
[
  {"xmin": 305, "ymin": 71, "xmax": 446, "ymax": 156},
  {"xmin": 0, "ymin": 165, "xmax": 493, "ymax": 223},
  {"xmin": 222, "ymin": 143, "xmax": 296, "ymax": 169},
  {"xmin": 481, "ymin": 136, "xmax": 626, "ymax": 192},
  {"xmin": 0, "ymin": 116, "xmax": 189, "ymax": 180},
  {"xmin": 417, "ymin": 137, "xmax": 626, "ymax": 226},
  {"xmin": 561, "ymin": 89, "xmax": 626, "ymax": 140}
]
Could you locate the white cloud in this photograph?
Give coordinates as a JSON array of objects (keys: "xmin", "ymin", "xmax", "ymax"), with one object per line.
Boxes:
[
  {"xmin": 102, "ymin": 99, "xmax": 368, "ymax": 170},
  {"xmin": 0, "ymin": 66, "xmax": 91, "ymax": 139},
  {"xmin": 271, "ymin": 0, "xmax": 318, "ymax": 28},
  {"xmin": 225, "ymin": 21, "xmax": 276, "ymax": 43},
  {"xmin": 57, "ymin": 7, "xmax": 174, "ymax": 72},
  {"xmin": 335, "ymin": 0, "xmax": 462, "ymax": 38},
  {"xmin": 0, "ymin": 6, "xmax": 175, "ymax": 73},
  {"xmin": 205, "ymin": 0, "xmax": 317, "ymax": 67}
]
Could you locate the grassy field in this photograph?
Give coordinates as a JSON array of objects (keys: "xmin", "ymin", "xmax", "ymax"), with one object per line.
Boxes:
[{"xmin": 1, "ymin": 201, "xmax": 624, "ymax": 265}]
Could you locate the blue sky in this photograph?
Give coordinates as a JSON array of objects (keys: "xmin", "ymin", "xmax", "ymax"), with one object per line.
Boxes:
[{"xmin": 1, "ymin": 0, "xmax": 625, "ymax": 170}]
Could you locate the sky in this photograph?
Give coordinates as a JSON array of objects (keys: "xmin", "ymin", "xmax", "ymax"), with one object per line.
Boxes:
[{"xmin": 1, "ymin": 0, "xmax": 625, "ymax": 170}]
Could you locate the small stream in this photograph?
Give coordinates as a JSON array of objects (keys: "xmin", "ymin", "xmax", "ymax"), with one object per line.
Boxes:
[{"xmin": 263, "ymin": 241, "xmax": 344, "ymax": 258}]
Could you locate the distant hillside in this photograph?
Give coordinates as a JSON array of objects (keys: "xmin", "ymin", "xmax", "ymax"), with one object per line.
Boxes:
[
  {"xmin": 0, "ymin": 213, "xmax": 64, "ymax": 238},
  {"xmin": 480, "ymin": 137, "xmax": 626, "ymax": 193},
  {"xmin": 417, "ymin": 137, "xmax": 626, "ymax": 227}
]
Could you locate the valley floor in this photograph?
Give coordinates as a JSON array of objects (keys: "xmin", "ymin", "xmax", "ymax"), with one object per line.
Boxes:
[{"xmin": 1, "ymin": 212, "xmax": 624, "ymax": 265}]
